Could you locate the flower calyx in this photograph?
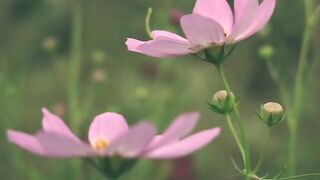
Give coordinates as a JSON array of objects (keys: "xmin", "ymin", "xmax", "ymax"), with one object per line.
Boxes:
[
  {"xmin": 208, "ymin": 90, "xmax": 236, "ymax": 115},
  {"xmin": 258, "ymin": 102, "xmax": 285, "ymax": 127}
]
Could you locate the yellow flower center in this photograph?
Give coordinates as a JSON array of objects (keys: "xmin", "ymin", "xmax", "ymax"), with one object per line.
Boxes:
[{"xmin": 93, "ymin": 138, "xmax": 109, "ymax": 151}]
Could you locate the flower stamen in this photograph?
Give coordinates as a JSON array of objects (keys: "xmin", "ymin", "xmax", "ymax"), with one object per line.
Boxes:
[{"xmin": 93, "ymin": 138, "xmax": 109, "ymax": 151}]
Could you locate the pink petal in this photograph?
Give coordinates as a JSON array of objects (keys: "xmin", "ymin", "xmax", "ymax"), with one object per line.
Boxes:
[
  {"xmin": 36, "ymin": 132, "xmax": 95, "ymax": 158},
  {"xmin": 180, "ymin": 14, "xmax": 225, "ymax": 48},
  {"xmin": 144, "ymin": 127, "xmax": 221, "ymax": 159},
  {"xmin": 36, "ymin": 132, "xmax": 94, "ymax": 158},
  {"xmin": 88, "ymin": 112, "xmax": 129, "ymax": 146},
  {"xmin": 229, "ymin": 0, "xmax": 275, "ymax": 43},
  {"xmin": 107, "ymin": 122, "xmax": 156, "ymax": 158},
  {"xmin": 193, "ymin": 0, "xmax": 233, "ymax": 34},
  {"xmin": 151, "ymin": 30, "xmax": 189, "ymax": 42},
  {"xmin": 234, "ymin": 0, "xmax": 259, "ymax": 24},
  {"xmin": 126, "ymin": 34, "xmax": 193, "ymax": 58},
  {"xmin": 146, "ymin": 135, "xmax": 164, "ymax": 149},
  {"xmin": 7, "ymin": 130, "xmax": 46, "ymax": 156},
  {"xmin": 126, "ymin": 38, "xmax": 144, "ymax": 53},
  {"xmin": 234, "ymin": 0, "xmax": 276, "ymax": 42},
  {"xmin": 7, "ymin": 130, "xmax": 93, "ymax": 158},
  {"xmin": 41, "ymin": 108, "xmax": 79, "ymax": 141},
  {"xmin": 147, "ymin": 112, "xmax": 200, "ymax": 150},
  {"xmin": 228, "ymin": 0, "xmax": 259, "ymax": 42}
]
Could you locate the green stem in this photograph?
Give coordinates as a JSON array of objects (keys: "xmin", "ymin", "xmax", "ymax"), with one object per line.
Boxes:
[
  {"xmin": 216, "ymin": 65, "xmax": 252, "ymax": 179},
  {"xmin": 263, "ymin": 173, "xmax": 320, "ymax": 180},
  {"xmin": 288, "ymin": 0, "xmax": 315, "ymax": 174},
  {"xmin": 225, "ymin": 114, "xmax": 245, "ymax": 162},
  {"xmin": 314, "ymin": 5, "xmax": 320, "ymax": 23},
  {"xmin": 145, "ymin": 8, "xmax": 153, "ymax": 39},
  {"xmin": 253, "ymin": 127, "xmax": 271, "ymax": 174},
  {"xmin": 287, "ymin": 113, "xmax": 298, "ymax": 175},
  {"xmin": 68, "ymin": 0, "xmax": 83, "ymax": 132},
  {"xmin": 66, "ymin": 1, "xmax": 84, "ymax": 179},
  {"xmin": 292, "ymin": 0, "xmax": 314, "ymax": 115},
  {"xmin": 265, "ymin": 60, "xmax": 289, "ymax": 106}
]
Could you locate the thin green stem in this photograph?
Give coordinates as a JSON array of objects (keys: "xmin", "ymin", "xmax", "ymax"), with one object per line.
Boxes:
[
  {"xmin": 67, "ymin": 1, "xmax": 84, "ymax": 179},
  {"xmin": 225, "ymin": 114, "xmax": 245, "ymax": 162},
  {"xmin": 287, "ymin": 113, "xmax": 298, "ymax": 175},
  {"xmin": 262, "ymin": 173, "xmax": 320, "ymax": 180},
  {"xmin": 314, "ymin": 5, "xmax": 320, "ymax": 23},
  {"xmin": 216, "ymin": 65, "xmax": 252, "ymax": 180},
  {"xmin": 292, "ymin": 0, "xmax": 314, "ymax": 115},
  {"xmin": 145, "ymin": 8, "xmax": 153, "ymax": 39},
  {"xmin": 265, "ymin": 60, "xmax": 289, "ymax": 106},
  {"xmin": 253, "ymin": 127, "xmax": 271, "ymax": 174},
  {"xmin": 288, "ymin": 0, "xmax": 315, "ymax": 174},
  {"xmin": 68, "ymin": 0, "xmax": 83, "ymax": 132}
]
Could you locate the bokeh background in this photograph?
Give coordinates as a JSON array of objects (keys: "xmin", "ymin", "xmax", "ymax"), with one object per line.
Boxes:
[{"xmin": 1, "ymin": 0, "xmax": 320, "ymax": 179}]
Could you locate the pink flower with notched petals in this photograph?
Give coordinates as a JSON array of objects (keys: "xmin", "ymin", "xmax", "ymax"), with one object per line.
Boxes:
[
  {"xmin": 7, "ymin": 108, "xmax": 220, "ymax": 159},
  {"xmin": 126, "ymin": 0, "xmax": 276, "ymax": 58}
]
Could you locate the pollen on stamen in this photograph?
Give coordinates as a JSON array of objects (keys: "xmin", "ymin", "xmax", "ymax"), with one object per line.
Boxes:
[{"xmin": 93, "ymin": 138, "xmax": 109, "ymax": 151}]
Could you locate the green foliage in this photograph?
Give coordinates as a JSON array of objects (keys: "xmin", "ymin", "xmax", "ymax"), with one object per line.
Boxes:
[{"xmin": 0, "ymin": 0, "xmax": 319, "ymax": 179}]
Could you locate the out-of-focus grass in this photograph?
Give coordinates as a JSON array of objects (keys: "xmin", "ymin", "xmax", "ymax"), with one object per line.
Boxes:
[{"xmin": 0, "ymin": 0, "xmax": 319, "ymax": 179}]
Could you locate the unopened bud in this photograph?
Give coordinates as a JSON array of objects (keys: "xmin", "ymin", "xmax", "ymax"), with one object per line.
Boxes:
[
  {"xmin": 258, "ymin": 45, "xmax": 274, "ymax": 59},
  {"xmin": 91, "ymin": 50, "xmax": 106, "ymax": 64},
  {"xmin": 42, "ymin": 36, "xmax": 58, "ymax": 53},
  {"xmin": 209, "ymin": 90, "xmax": 235, "ymax": 114},
  {"xmin": 259, "ymin": 102, "xmax": 284, "ymax": 127},
  {"xmin": 134, "ymin": 87, "xmax": 149, "ymax": 99},
  {"xmin": 91, "ymin": 69, "xmax": 107, "ymax": 83},
  {"xmin": 213, "ymin": 90, "xmax": 228, "ymax": 103}
]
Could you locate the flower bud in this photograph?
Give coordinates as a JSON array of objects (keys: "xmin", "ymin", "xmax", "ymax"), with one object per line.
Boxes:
[
  {"xmin": 91, "ymin": 50, "xmax": 106, "ymax": 64},
  {"xmin": 42, "ymin": 36, "xmax": 58, "ymax": 53},
  {"xmin": 259, "ymin": 102, "xmax": 284, "ymax": 127},
  {"xmin": 91, "ymin": 69, "xmax": 107, "ymax": 83},
  {"xmin": 258, "ymin": 45, "xmax": 274, "ymax": 59},
  {"xmin": 134, "ymin": 86, "xmax": 149, "ymax": 100},
  {"xmin": 209, "ymin": 90, "xmax": 235, "ymax": 114},
  {"xmin": 213, "ymin": 90, "xmax": 228, "ymax": 103}
]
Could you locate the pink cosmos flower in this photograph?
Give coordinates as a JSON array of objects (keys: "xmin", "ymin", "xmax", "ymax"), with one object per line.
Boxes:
[
  {"xmin": 7, "ymin": 108, "xmax": 220, "ymax": 159},
  {"xmin": 126, "ymin": 0, "xmax": 276, "ymax": 58}
]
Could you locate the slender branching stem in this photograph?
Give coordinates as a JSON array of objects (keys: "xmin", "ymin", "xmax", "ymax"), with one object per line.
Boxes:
[
  {"xmin": 288, "ymin": 0, "xmax": 316, "ymax": 174},
  {"xmin": 262, "ymin": 173, "xmax": 320, "ymax": 180},
  {"xmin": 265, "ymin": 60, "xmax": 289, "ymax": 106},
  {"xmin": 225, "ymin": 114, "xmax": 245, "ymax": 162},
  {"xmin": 216, "ymin": 65, "xmax": 252, "ymax": 180},
  {"xmin": 253, "ymin": 127, "xmax": 271, "ymax": 174},
  {"xmin": 68, "ymin": 0, "xmax": 83, "ymax": 132}
]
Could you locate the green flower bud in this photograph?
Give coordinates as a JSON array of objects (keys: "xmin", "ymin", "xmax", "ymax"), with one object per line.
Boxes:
[
  {"xmin": 91, "ymin": 50, "xmax": 106, "ymax": 64},
  {"xmin": 42, "ymin": 36, "xmax": 58, "ymax": 53},
  {"xmin": 258, "ymin": 45, "xmax": 274, "ymax": 59},
  {"xmin": 134, "ymin": 87, "xmax": 149, "ymax": 99},
  {"xmin": 209, "ymin": 90, "xmax": 235, "ymax": 114},
  {"xmin": 259, "ymin": 102, "xmax": 284, "ymax": 127},
  {"xmin": 91, "ymin": 69, "xmax": 107, "ymax": 83}
]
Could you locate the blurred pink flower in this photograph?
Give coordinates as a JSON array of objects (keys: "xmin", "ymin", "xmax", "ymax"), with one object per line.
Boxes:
[
  {"xmin": 126, "ymin": 0, "xmax": 276, "ymax": 58},
  {"xmin": 171, "ymin": 157, "xmax": 195, "ymax": 180},
  {"xmin": 170, "ymin": 9, "xmax": 185, "ymax": 25},
  {"xmin": 142, "ymin": 112, "xmax": 220, "ymax": 159},
  {"xmin": 7, "ymin": 109, "xmax": 220, "ymax": 159}
]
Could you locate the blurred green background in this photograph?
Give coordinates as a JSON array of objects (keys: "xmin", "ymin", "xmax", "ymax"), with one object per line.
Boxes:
[{"xmin": 1, "ymin": 0, "xmax": 320, "ymax": 179}]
